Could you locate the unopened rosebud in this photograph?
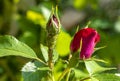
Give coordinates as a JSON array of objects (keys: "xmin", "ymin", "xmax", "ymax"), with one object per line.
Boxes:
[
  {"xmin": 46, "ymin": 13, "xmax": 60, "ymax": 36},
  {"xmin": 70, "ymin": 28, "xmax": 100, "ymax": 59},
  {"xmin": 46, "ymin": 7, "xmax": 61, "ymax": 49}
]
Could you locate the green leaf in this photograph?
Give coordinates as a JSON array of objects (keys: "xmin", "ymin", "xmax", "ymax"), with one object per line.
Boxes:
[
  {"xmin": 0, "ymin": 35, "xmax": 37, "ymax": 59},
  {"xmin": 73, "ymin": 68, "xmax": 89, "ymax": 79},
  {"xmin": 94, "ymin": 46, "xmax": 106, "ymax": 53},
  {"xmin": 40, "ymin": 44, "xmax": 48, "ymax": 62},
  {"xmin": 84, "ymin": 60, "xmax": 115, "ymax": 75},
  {"xmin": 53, "ymin": 49, "xmax": 59, "ymax": 62},
  {"xmin": 22, "ymin": 61, "xmax": 48, "ymax": 81},
  {"xmin": 40, "ymin": 44, "xmax": 58, "ymax": 63},
  {"xmin": 94, "ymin": 73, "xmax": 120, "ymax": 81}
]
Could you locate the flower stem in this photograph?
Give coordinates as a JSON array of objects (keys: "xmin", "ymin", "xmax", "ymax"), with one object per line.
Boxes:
[
  {"xmin": 48, "ymin": 47, "xmax": 55, "ymax": 81},
  {"xmin": 58, "ymin": 68, "xmax": 70, "ymax": 81},
  {"xmin": 80, "ymin": 77, "xmax": 91, "ymax": 81},
  {"xmin": 66, "ymin": 69, "xmax": 71, "ymax": 81},
  {"xmin": 48, "ymin": 47, "xmax": 53, "ymax": 69},
  {"xmin": 47, "ymin": 31, "xmax": 58, "ymax": 81},
  {"xmin": 47, "ymin": 72, "xmax": 55, "ymax": 81}
]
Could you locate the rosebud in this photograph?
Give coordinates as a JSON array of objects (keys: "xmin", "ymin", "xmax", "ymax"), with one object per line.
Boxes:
[
  {"xmin": 46, "ymin": 7, "xmax": 61, "ymax": 70},
  {"xmin": 46, "ymin": 8, "xmax": 61, "ymax": 48},
  {"xmin": 70, "ymin": 28, "xmax": 100, "ymax": 59},
  {"xmin": 46, "ymin": 14, "xmax": 60, "ymax": 36}
]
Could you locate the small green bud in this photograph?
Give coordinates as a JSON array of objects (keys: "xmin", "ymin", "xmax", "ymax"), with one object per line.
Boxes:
[
  {"xmin": 46, "ymin": 14, "xmax": 60, "ymax": 36},
  {"xmin": 46, "ymin": 7, "xmax": 61, "ymax": 48}
]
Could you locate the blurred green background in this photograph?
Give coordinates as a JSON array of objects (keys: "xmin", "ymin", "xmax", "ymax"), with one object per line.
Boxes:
[{"xmin": 0, "ymin": 0, "xmax": 120, "ymax": 81}]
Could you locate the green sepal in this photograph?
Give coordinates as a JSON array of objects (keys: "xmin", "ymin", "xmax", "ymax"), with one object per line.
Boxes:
[{"xmin": 94, "ymin": 46, "xmax": 106, "ymax": 53}]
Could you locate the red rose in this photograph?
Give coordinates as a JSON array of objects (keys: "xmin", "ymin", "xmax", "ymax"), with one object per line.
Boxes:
[{"xmin": 70, "ymin": 28, "xmax": 100, "ymax": 59}]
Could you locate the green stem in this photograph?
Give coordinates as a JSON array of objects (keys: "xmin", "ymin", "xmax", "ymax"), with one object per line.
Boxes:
[
  {"xmin": 47, "ymin": 34, "xmax": 56, "ymax": 70},
  {"xmin": 48, "ymin": 71, "xmax": 55, "ymax": 81},
  {"xmin": 66, "ymin": 69, "xmax": 71, "ymax": 81},
  {"xmin": 48, "ymin": 47, "xmax": 53, "ymax": 69},
  {"xmin": 48, "ymin": 46, "xmax": 55, "ymax": 81},
  {"xmin": 80, "ymin": 77, "xmax": 91, "ymax": 81},
  {"xmin": 58, "ymin": 68, "xmax": 70, "ymax": 81},
  {"xmin": 52, "ymin": 74, "xmax": 55, "ymax": 81}
]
